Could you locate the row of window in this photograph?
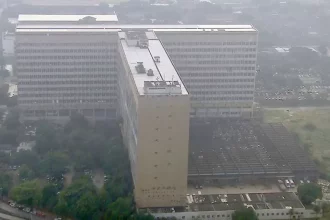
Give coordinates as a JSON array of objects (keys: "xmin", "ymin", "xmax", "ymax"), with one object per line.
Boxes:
[
  {"xmin": 16, "ymin": 49, "xmax": 116, "ymax": 53},
  {"xmin": 181, "ymin": 72, "xmax": 255, "ymax": 77},
  {"xmin": 19, "ymin": 74, "xmax": 114, "ymax": 79},
  {"xmin": 176, "ymin": 60, "xmax": 256, "ymax": 65},
  {"xmin": 19, "ymin": 99, "xmax": 116, "ymax": 104},
  {"xmin": 19, "ymin": 87, "xmax": 116, "ymax": 91},
  {"xmin": 19, "ymin": 93, "xmax": 112, "ymax": 97},
  {"xmin": 19, "ymin": 80, "xmax": 112, "ymax": 85},
  {"xmin": 170, "ymin": 54, "xmax": 257, "ymax": 59},
  {"xmin": 186, "ymin": 79, "xmax": 254, "ymax": 83},
  {"xmin": 17, "ymin": 55, "xmax": 115, "ymax": 60},
  {"xmin": 191, "ymin": 97, "xmax": 253, "ymax": 101},
  {"xmin": 173, "ymin": 211, "xmax": 303, "ymax": 219},
  {"xmin": 17, "ymin": 61, "xmax": 115, "ymax": 66},
  {"xmin": 166, "ymin": 48, "xmax": 256, "ymax": 53},
  {"xmin": 16, "ymin": 42, "xmax": 117, "ymax": 47},
  {"xmin": 163, "ymin": 41, "xmax": 257, "ymax": 46},
  {"xmin": 186, "ymin": 84, "xmax": 254, "ymax": 89},
  {"xmin": 17, "ymin": 68, "xmax": 116, "ymax": 73},
  {"xmin": 189, "ymin": 91, "xmax": 254, "ymax": 95},
  {"xmin": 176, "ymin": 67, "xmax": 255, "ymax": 71}
]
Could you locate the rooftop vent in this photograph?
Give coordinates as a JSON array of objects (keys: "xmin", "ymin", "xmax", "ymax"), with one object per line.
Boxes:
[
  {"xmin": 135, "ymin": 62, "xmax": 146, "ymax": 74},
  {"xmin": 147, "ymin": 69, "xmax": 154, "ymax": 76},
  {"xmin": 154, "ymin": 56, "xmax": 160, "ymax": 63}
]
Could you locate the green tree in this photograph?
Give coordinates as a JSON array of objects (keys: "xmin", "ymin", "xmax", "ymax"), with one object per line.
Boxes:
[
  {"xmin": 74, "ymin": 191, "xmax": 100, "ymax": 220},
  {"xmin": 313, "ymin": 205, "xmax": 321, "ymax": 220},
  {"xmin": 55, "ymin": 177, "xmax": 96, "ymax": 217},
  {"xmin": 10, "ymin": 180, "xmax": 41, "ymax": 207},
  {"xmin": 54, "ymin": 197, "xmax": 70, "ymax": 216},
  {"xmin": 0, "ymin": 173, "xmax": 12, "ymax": 196},
  {"xmin": 0, "ymin": 151, "xmax": 11, "ymax": 165},
  {"xmin": 64, "ymin": 113, "xmax": 89, "ymax": 133},
  {"xmin": 129, "ymin": 213, "xmax": 155, "ymax": 220},
  {"xmin": 18, "ymin": 164, "xmax": 35, "ymax": 181},
  {"xmin": 39, "ymin": 152, "xmax": 69, "ymax": 178},
  {"xmin": 3, "ymin": 110, "xmax": 20, "ymax": 130},
  {"xmin": 104, "ymin": 197, "xmax": 134, "ymax": 220},
  {"xmin": 40, "ymin": 184, "xmax": 58, "ymax": 210},
  {"xmin": 35, "ymin": 121, "xmax": 60, "ymax": 154},
  {"xmin": 0, "ymin": 128, "xmax": 17, "ymax": 145},
  {"xmin": 298, "ymin": 183, "xmax": 323, "ymax": 205},
  {"xmin": 232, "ymin": 207, "xmax": 258, "ymax": 220},
  {"xmin": 11, "ymin": 150, "xmax": 40, "ymax": 171}
]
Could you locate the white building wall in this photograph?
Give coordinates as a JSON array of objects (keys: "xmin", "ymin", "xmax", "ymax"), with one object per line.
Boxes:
[{"xmin": 152, "ymin": 208, "xmax": 320, "ymax": 220}]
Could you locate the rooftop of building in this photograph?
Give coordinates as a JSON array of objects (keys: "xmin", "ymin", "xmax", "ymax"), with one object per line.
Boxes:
[
  {"xmin": 188, "ymin": 119, "xmax": 316, "ymax": 178},
  {"xmin": 16, "ymin": 23, "xmax": 257, "ymax": 33},
  {"xmin": 119, "ymin": 31, "xmax": 188, "ymax": 96},
  {"xmin": 21, "ymin": 0, "xmax": 103, "ymax": 6},
  {"xmin": 18, "ymin": 14, "xmax": 118, "ymax": 23},
  {"xmin": 148, "ymin": 192, "xmax": 304, "ymax": 213}
]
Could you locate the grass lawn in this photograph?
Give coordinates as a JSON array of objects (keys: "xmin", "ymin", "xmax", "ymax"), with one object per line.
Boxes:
[{"xmin": 264, "ymin": 108, "xmax": 330, "ymax": 173}]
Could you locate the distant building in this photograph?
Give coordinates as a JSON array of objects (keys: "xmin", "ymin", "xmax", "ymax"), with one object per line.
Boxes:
[
  {"xmin": 2, "ymin": 31, "xmax": 15, "ymax": 57},
  {"xmin": 16, "ymin": 16, "xmax": 258, "ymax": 122},
  {"xmin": 16, "ymin": 15, "xmax": 258, "ymax": 208}
]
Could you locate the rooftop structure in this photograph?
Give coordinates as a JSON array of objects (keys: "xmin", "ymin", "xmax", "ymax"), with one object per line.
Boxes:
[
  {"xmin": 16, "ymin": 23, "xmax": 256, "ymax": 31},
  {"xmin": 18, "ymin": 14, "xmax": 118, "ymax": 24},
  {"xmin": 119, "ymin": 31, "xmax": 187, "ymax": 96},
  {"xmin": 188, "ymin": 120, "xmax": 316, "ymax": 180},
  {"xmin": 147, "ymin": 192, "xmax": 319, "ymax": 220},
  {"xmin": 150, "ymin": 192, "xmax": 304, "ymax": 213}
]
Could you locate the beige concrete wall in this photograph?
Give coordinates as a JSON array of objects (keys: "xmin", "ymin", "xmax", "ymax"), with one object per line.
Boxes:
[{"xmin": 134, "ymin": 94, "xmax": 190, "ymax": 208}]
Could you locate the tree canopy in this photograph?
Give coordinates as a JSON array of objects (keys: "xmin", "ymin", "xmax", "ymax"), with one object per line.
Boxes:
[
  {"xmin": 10, "ymin": 180, "xmax": 42, "ymax": 207},
  {"xmin": 297, "ymin": 183, "xmax": 323, "ymax": 205},
  {"xmin": 232, "ymin": 207, "xmax": 259, "ymax": 220}
]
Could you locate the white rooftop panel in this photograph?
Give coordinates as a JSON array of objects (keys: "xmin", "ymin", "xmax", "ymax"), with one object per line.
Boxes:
[
  {"xmin": 16, "ymin": 29, "xmax": 121, "ymax": 33},
  {"xmin": 147, "ymin": 39, "xmax": 188, "ymax": 95},
  {"xmin": 16, "ymin": 24, "xmax": 257, "ymax": 32},
  {"xmin": 18, "ymin": 14, "xmax": 118, "ymax": 22},
  {"xmin": 120, "ymin": 40, "xmax": 161, "ymax": 95},
  {"xmin": 119, "ymin": 31, "xmax": 188, "ymax": 95}
]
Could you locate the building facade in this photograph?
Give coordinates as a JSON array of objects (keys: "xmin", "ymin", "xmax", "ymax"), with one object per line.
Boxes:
[
  {"xmin": 117, "ymin": 31, "xmax": 190, "ymax": 208},
  {"xmin": 16, "ymin": 17, "xmax": 258, "ymax": 122},
  {"xmin": 16, "ymin": 17, "xmax": 258, "ymax": 207},
  {"xmin": 156, "ymin": 29, "xmax": 258, "ymax": 118}
]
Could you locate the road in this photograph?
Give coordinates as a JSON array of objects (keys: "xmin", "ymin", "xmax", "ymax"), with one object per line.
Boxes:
[
  {"xmin": 0, "ymin": 212, "xmax": 24, "ymax": 220},
  {"xmin": 0, "ymin": 202, "xmax": 52, "ymax": 220}
]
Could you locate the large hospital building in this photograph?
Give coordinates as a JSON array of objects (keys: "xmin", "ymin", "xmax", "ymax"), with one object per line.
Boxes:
[{"xmin": 16, "ymin": 15, "xmax": 259, "ymax": 210}]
